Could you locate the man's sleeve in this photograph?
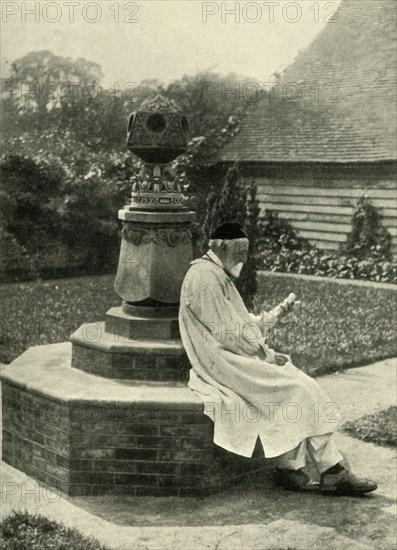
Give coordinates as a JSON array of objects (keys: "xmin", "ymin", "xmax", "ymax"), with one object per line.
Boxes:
[
  {"xmin": 187, "ymin": 276, "xmax": 262, "ymax": 357},
  {"xmin": 248, "ymin": 312, "xmax": 277, "ymax": 338}
]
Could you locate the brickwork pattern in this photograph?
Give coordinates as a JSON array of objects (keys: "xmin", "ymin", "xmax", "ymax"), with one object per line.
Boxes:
[
  {"xmin": 105, "ymin": 314, "xmax": 180, "ymax": 340},
  {"xmin": 71, "ymin": 345, "xmax": 190, "ymax": 383},
  {"xmin": 2, "ymin": 383, "xmax": 265, "ymax": 497}
]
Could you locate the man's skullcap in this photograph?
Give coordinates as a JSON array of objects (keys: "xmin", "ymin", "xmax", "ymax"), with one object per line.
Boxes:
[{"xmin": 210, "ymin": 222, "xmax": 248, "ymax": 240}]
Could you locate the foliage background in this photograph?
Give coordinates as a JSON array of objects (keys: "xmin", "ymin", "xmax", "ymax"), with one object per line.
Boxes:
[
  {"xmin": 0, "ymin": 50, "xmax": 254, "ymax": 281},
  {"xmin": 1, "ymin": 50, "xmax": 396, "ymax": 286}
]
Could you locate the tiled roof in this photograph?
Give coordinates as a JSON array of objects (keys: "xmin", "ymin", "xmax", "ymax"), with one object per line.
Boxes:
[{"xmin": 219, "ymin": 0, "xmax": 397, "ymax": 163}]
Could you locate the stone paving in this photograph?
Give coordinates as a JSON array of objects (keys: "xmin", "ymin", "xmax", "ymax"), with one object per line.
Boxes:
[{"xmin": 1, "ymin": 358, "xmax": 396, "ymax": 550}]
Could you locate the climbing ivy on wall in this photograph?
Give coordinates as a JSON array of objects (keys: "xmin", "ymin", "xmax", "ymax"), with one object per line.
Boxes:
[
  {"xmin": 344, "ymin": 196, "xmax": 392, "ymax": 262},
  {"xmin": 257, "ymin": 196, "xmax": 396, "ymax": 283}
]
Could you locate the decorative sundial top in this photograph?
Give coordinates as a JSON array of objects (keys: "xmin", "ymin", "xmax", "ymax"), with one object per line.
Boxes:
[
  {"xmin": 125, "ymin": 94, "xmax": 190, "ymax": 211},
  {"xmin": 138, "ymin": 94, "xmax": 180, "ymax": 113},
  {"xmin": 127, "ymin": 94, "xmax": 189, "ymax": 164},
  {"xmin": 116, "ymin": 94, "xmax": 195, "ymax": 305}
]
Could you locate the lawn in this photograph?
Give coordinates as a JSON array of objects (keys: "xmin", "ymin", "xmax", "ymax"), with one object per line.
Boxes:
[
  {"xmin": 0, "ymin": 272, "xmax": 396, "ymax": 376},
  {"xmin": 0, "ymin": 275, "xmax": 120, "ymax": 364},
  {"xmin": 342, "ymin": 406, "xmax": 397, "ymax": 448},
  {"xmin": 254, "ymin": 273, "xmax": 397, "ymax": 376},
  {"xmin": 0, "ymin": 511, "xmax": 109, "ymax": 550}
]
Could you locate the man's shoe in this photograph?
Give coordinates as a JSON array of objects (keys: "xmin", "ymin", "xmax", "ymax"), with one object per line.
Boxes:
[
  {"xmin": 320, "ymin": 468, "xmax": 377, "ymax": 495},
  {"xmin": 274, "ymin": 468, "xmax": 319, "ymax": 492}
]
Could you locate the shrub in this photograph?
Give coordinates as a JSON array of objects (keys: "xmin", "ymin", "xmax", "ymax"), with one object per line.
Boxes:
[
  {"xmin": 256, "ymin": 201, "xmax": 397, "ymax": 284},
  {"xmin": 344, "ymin": 196, "xmax": 392, "ymax": 262},
  {"xmin": 0, "ymin": 154, "xmax": 63, "ymax": 248},
  {"xmin": 0, "ymin": 228, "xmax": 38, "ymax": 282},
  {"xmin": 237, "ymin": 181, "xmax": 261, "ymax": 309},
  {"xmin": 201, "ymin": 164, "xmax": 261, "ymax": 308},
  {"xmin": 0, "ymin": 149, "xmax": 133, "ymax": 280},
  {"xmin": 258, "ymin": 209, "xmax": 308, "ymax": 254}
]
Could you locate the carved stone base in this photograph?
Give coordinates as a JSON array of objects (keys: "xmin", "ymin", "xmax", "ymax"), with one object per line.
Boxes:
[{"xmin": 114, "ymin": 208, "xmax": 195, "ymax": 305}]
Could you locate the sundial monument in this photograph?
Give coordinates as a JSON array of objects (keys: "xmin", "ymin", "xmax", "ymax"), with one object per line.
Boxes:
[{"xmin": 1, "ymin": 96, "xmax": 263, "ymax": 497}]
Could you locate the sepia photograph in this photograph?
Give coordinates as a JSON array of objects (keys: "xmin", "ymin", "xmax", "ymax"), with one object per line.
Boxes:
[{"xmin": 0, "ymin": 1, "xmax": 396, "ymax": 549}]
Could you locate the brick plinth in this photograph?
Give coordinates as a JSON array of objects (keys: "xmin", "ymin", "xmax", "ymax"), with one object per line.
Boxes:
[
  {"xmin": 72, "ymin": 344, "xmax": 189, "ymax": 382},
  {"xmin": 105, "ymin": 307, "xmax": 180, "ymax": 340},
  {"xmin": 1, "ymin": 343, "xmax": 266, "ymax": 497},
  {"xmin": 70, "ymin": 322, "xmax": 190, "ymax": 382}
]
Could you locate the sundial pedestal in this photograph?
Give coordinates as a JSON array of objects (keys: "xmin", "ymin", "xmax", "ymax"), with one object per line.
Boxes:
[{"xmin": 1, "ymin": 95, "xmax": 266, "ymax": 498}]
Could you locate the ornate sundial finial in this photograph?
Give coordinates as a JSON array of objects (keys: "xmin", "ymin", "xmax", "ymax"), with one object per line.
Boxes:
[
  {"xmin": 127, "ymin": 94, "xmax": 189, "ymax": 164},
  {"xmin": 126, "ymin": 95, "xmax": 190, "ymax": 211}
]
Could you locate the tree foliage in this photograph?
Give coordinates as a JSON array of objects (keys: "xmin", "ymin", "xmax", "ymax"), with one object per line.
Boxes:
[
  {"xmin": 1, "ymin": 51, "xmax": 252, "ymax": 280},
  {"xmin": 1, "ymin": 50, "xmax": 396, "ymax": 286},
  {"xmin": 0, "ymin": 155, "xmax": 63, "ymax": 246},
  {"xmin": 8, "ymin": 50, "xmax": 102, "ymax": 115}
]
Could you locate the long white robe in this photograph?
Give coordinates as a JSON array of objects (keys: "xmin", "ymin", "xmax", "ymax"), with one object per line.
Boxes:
[{"xmin": 178, "ymin": 253, "xmax": 341, "ymax": 458}]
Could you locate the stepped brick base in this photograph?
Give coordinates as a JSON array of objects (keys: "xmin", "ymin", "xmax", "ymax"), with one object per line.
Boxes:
[
  {"xmin": 1, "ymin": 343, "xmax": 266, "ymax": 497},
  {"xmin": 71, "ymin": 322, "xmax": 190, "ymax": 382}
]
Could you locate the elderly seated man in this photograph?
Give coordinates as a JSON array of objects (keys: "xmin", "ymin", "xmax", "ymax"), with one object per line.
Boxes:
[{"xmin": 179, "ymin": 222, "xmax": 377, "ymax": 495}]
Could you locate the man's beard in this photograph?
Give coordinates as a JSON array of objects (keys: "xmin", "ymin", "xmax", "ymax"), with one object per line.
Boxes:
[{"xmin": 230, "ymin": 262, "xmax": 244, "ymax": 277}]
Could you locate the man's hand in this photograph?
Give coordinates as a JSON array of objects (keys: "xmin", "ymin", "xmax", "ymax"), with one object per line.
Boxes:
[
  {"xmin": 284, "ymin": 299, "xmax": 302, "ymax": 313},
  {"xmin": 275, "ymin": 353, "xmax": 289, "ymax": 366},
  {"xmin": 277, "ymin": 298, "xmax": 302, "ymax": 317},
  {"xmin": 281, "ymin": 300, "xmax": 295, "ymax": 314},
  {"xmin": 260, "ymin": 311, "xmax": 279, "ymax": 329}
]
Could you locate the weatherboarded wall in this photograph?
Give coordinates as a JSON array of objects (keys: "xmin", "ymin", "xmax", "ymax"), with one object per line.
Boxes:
[{"xmin": 240, "ymin": 162, "xmax": 397, "ymax": 256}]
